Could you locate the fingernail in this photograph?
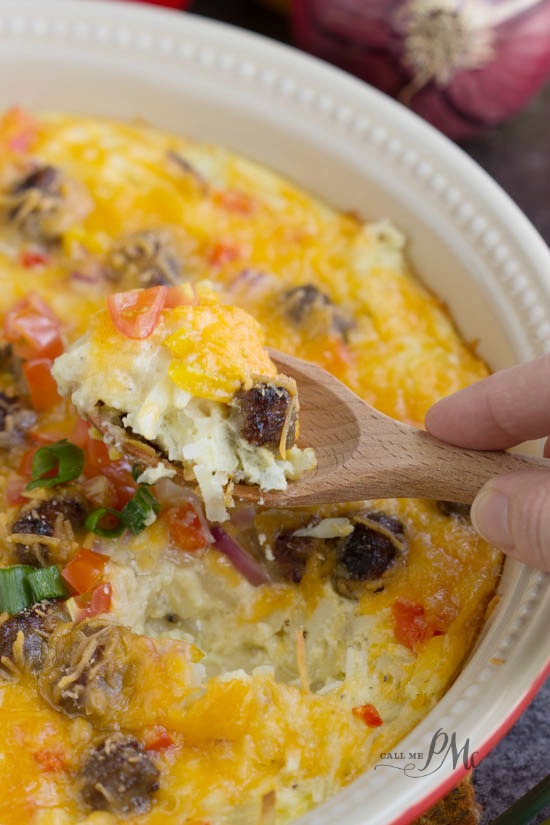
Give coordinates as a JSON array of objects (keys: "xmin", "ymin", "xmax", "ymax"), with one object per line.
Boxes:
[{"xmin": 471, "ymin": 486, "xmax": 513, "ymax": 548}]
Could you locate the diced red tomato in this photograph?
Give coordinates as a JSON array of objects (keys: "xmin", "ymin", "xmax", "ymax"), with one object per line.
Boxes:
[
  {"xmin": 71, "ymin": 419, "xmax": 137, "ymax": 507},
  {"xmin": 73, "ymin": 419, "xmax": 110, "ymax": 474},
  {"xmin": 3, "ymin": 293, "xmax": 63, "ymax": 360},
  {"xmin": 208, "ymin": 242, "xmax": 240, "ymax": 268},
  {"xmin": 352, "ymin": 703, "xmax": 383, "ymax": 728},
  {"xmin": 62, "ymin": 548, "xmax": 109, "ymax": 595},
  {"xmin": 83, "ymin": 434, "xmax": 111, "ymax": 478},
  {"xmin": 17, "ymin": 438, "xmax": 65, "ymax": 479},
  {"xmin": 107, "ymin": 286, "xmax": 168, "ymax": 339},
  {"xmin": 103, "ymin": 461, "xmax": 138, "ymax": 509},
  {"xmin": 22, "ymin": 358, "xmax": 61, "ymax": 411},
  {"xmin": 18, "ymin": 444, "xmax": 40, "ymax": 478},
  {"xmin": 20, "ymin": 249, "xmax": 51, "ymax": 269},
  {"xmin": 72, "ymin": 418, "xmax": 113, "ymax": 478},
  {"xmin": 0, "ymin": 107, "xmax": 38, "ymax": 154},
  {"xmin": 213, "ymin": 189, "xmax": 256, "ymax": 215},
  {"xmin": 33, "ymin": 749, "xmax": 68, "ymax": 773},
  {"xmin": 392, "ymin": 599, "xmax": 445, "ymax": 653},
  {"xmin": 6, "ymin": 477, "xmax": 26, "ymax": 506},
  {"xmin": 393, "ymin": 600, "xmax": 427, "ymax": 652},
  {"xmin": 144, "ymin": 726, "xmax": 175, "ymax": 752},
  {"xmin": 319, "ymin": 338, "xmax": 356, "ymax": 382},
  {"xmin": 165, "ymin": 503, "xmax": 209, "ymax": 552},
  {"xmin": 17, "ymin": 443, "xmax": 61, "ymax": 492},
  {"xmin": 66, "ymin": 582, "xmax": 112, "ymax": 622},
  {"xmin": 86, "ymin": 581, "xmax": 112, "ymax": 615},
  {"xmin": 70, "ymin": 416, "xmax": 92, "ymax": 448}
]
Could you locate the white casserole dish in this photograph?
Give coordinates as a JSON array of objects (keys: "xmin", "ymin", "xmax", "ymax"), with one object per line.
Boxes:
[{"xmin": 0, "ymin": 2, "xmax": 548, "ymax": 823}]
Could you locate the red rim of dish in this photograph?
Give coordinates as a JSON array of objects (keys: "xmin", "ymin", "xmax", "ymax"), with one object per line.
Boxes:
[{"xmin": 388, "ymin": 660, "xmax": 550, "ymax": 825}]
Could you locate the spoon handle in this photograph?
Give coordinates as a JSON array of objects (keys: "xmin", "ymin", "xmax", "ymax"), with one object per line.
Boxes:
[
  {"xmin": 351, "ymin": 426, "xmax": 550, "ymax": 504},
  {"xmin": 248, "ymin": 351, "xmax": 550, "ymax": 508}
]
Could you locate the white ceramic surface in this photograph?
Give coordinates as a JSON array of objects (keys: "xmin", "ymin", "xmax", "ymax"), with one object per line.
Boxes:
[{"xmin": 0, "ymin": 2, "xmax": 548, "ymax": 824}]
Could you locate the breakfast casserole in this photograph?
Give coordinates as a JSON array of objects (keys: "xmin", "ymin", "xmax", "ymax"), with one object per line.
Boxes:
[
  {"xmin": 52, "ymin": 281, "xmax": 316, "ymax": 523},
  {"xmin": 0, "ymin": 108, "xmax": 502, "ymax": 825}
]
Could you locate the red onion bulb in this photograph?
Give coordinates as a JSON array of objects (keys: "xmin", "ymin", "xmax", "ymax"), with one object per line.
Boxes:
[{"xmin": 292, "ymin": 0, "xmax": 550, "ymax": 140}]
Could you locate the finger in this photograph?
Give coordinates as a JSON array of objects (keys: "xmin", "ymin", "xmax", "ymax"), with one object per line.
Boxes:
[
  {"xmin": 425, "ymin": 355, "xmax": 550, "ymax": 449},
  {"xmin": 471, "ymin": 471, "xmax": 550, "ymax": 571},
  {"xmin": 545, "ymin": 437, "xmax": 550, "ymax": 459}
]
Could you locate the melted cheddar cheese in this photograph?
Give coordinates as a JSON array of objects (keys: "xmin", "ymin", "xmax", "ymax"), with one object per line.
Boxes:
[
  {"xmin": 0, "ymin": 109, "xmax": 501, "ymax": 825},
  {"xmin": 165, "ymin": 300, "xmax": 277, "ymax": 401}
]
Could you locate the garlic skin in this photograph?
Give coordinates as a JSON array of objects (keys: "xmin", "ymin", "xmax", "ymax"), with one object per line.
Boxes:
[{"xmin": 292, "ymin": 0, "xmax": 550, "ymax": 140}]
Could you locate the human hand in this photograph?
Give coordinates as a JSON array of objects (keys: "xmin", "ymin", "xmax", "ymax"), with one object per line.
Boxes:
[{"xmin": 425, "ymin": 355, "xmax": 550, "ymax": 571}]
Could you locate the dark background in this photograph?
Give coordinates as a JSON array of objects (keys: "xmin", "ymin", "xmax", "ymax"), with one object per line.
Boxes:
[{"xmin": 190, "ymin": 2, "xmax": 550, "ymax": 822}]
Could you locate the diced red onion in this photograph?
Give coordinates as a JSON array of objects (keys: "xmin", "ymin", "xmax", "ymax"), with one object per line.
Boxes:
[
  {"xmin": 154, "ymin": 478, "xmax": 215, "ymax": 544},
  {"xmin": 82, "ymin": 474, "xmax": 116, "ymax": 508},
  {"xmin": 155, "ymin": 477, "xmax": 201, "ymax": 508},
  {"xmin": 229, "ymin": 505, "xmax": 257, "ymax": 530},
  {"xmin": 189, "ymin": 503, "xmax": 214, "ymax": 547},
  {"xmin": 227, "ymin": 268, "xmax": 274, "ymax": 297},
  {"xmin": 70, "ymin": 271, "xmax": 97, "ymax": 283},
  {"xmin": 292, "ymin": 0, "xmax": 550, "ymax": 140},
  {"xmin": 69, "ymin": 266, "xmax": 108, "ymax": 286},
  {"xmin": 166, "ymin": 150, "xmax": 208, "ymax": 188},
  {"xmin": 211, "ymin": 526, "xmax": 270, "ymax": 587},
  {"xmin": 154, "ymin": 477, "xmax": 184, "ymax": 504}
]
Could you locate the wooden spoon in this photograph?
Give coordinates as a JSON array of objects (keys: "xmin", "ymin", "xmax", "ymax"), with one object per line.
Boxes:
[{"xmin": 233, "ymin": 351, "xmax": 550, "ymax": 507}]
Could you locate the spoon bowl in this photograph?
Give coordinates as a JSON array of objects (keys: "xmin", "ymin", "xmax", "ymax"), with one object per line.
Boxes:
[
  {"xmin": 85, "ymin": 351, "xmax": 550, "ymax": 510},
  {"xmin": 234, "ymin": 351, "xmax": 550, "ymax": 507}
]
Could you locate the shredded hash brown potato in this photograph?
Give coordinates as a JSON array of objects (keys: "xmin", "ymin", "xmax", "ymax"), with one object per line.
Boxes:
[
  {"xmin": 52, "ymin": 284, "xmax": 316, "ymax": 522},
  {"xmin": 0, "ymin": 109, "xmax": 501, "ymax": 825}
]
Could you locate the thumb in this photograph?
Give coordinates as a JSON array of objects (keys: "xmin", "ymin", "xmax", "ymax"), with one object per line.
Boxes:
[{"xmin": 471, "ymin": 471, "xmax": 550, "ymax": 571}]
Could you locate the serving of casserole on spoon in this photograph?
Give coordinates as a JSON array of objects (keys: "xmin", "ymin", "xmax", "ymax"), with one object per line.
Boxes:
[
  {"xmin": 52, "ymin": 283, "xmax": 316, "ymax": 522},
  {"xmin": 54, "ymin": 283, "xmax": 550, "ymax": 519}
]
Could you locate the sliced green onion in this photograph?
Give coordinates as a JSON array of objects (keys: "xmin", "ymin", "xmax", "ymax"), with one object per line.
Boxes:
[
  {"xmin": 85, "ymin": 486, "xmax": 160, "ymax": 538},
  {"xmin": 27, "ymin": 566, "xmax": 69, "ymax": 602},
  {"xmin": 0, "ymin": 565, "xmax": 70, "ymax": 615},
  {"xmin": 121, "ymin": 486, "xmax": 160, "ymax": 535},
  {"xmin": 0, "ymin": 565, "xmax": 34, "ymax": 614},
  {"xmin": 131, "ymin": 464, "xmax": 146, "ymax": 482},
  {"xmin": 26, "ymin": 440, "xmax": 85, "ymax": 490},
  {"xmin": 85, "ymin": 508, "xmax": 126, "ymax": 538}
]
